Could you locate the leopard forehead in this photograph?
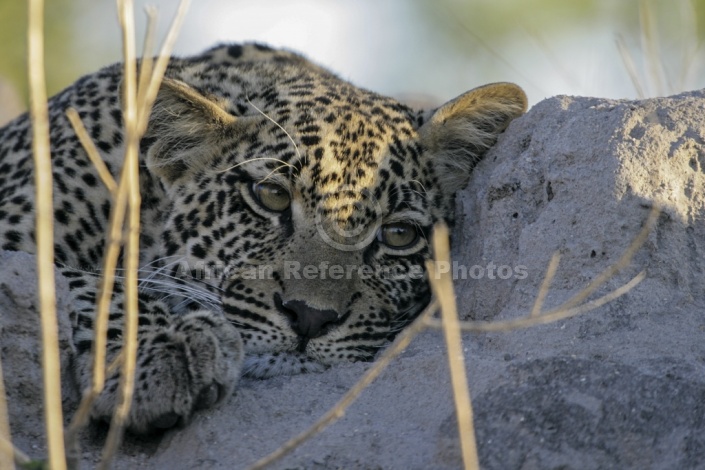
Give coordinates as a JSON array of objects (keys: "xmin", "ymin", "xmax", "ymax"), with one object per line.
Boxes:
[
  {"xmin": 232, "ymin": 94, "xmax": 432, "ymax": 228},
  {"xmin": 159, "ymin": 47, "xmax": 441, "ymax": 228}
]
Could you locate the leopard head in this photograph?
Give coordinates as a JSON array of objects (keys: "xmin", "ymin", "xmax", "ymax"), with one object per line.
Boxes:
[{"xmin": 141, "ymin": 58, "xmax": 526, "ymax": 377}]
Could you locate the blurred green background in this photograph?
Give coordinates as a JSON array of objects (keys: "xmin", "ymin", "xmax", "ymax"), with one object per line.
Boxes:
[{"xmin": 1, "ymin": 0, "xmax": 703, "ymax": 124}]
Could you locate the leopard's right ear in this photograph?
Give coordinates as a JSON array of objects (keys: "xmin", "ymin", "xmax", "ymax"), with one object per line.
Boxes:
[
  {"xmin": 139, "ymin": 78, "xmax": 240, "ymax": 184},
  {"xmin": 418, "ymin": 82, "xmax": 527, "ymax": 193}
]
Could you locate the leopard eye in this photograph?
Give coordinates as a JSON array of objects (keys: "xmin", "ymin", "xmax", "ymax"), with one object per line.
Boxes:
[
  {"xmin": 251, "ymin": 182, "xmax": 291, "ymax": 212},
  {"xmin": 377, "ymin": 222, "xmax": 418, "ymax": 249}
]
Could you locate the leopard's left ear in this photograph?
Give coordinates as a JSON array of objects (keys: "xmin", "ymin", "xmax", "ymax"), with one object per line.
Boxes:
[
  {"xmin": 140, "ymin": 78, "xmax": 241, "ymax": 184},
  {"xmin": 419, "ymin": 82, "xmax": 527, "ymax": 193}
]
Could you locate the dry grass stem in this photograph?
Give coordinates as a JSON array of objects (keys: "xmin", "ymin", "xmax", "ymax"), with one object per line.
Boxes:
[
  {"xmin": 639, "ymin": 0, "xmax": 666, "ymax": 96},
  {"xmin": 425, "ymin": 205, "xmax": 658, "ymax": 333},
  {"xmin": 615, "ymin": 34, "xmax": 646, "ymax": 98},
  {"xmin": 66, "ymin": 105, "xmax": 136, "ymax": 449},
  {"xmin": 427, "ymin": 224, "xmax": 479, "ymax": 470},
  {"xmin": 677, "ymin": 0, "xmax": 701, "ymax": 92},
  {"xmin": 136, "ymin": 6, "xmax": 158, "ymax": 109},
  {"xmin": 530, "ymin": 252, "xmax": 561, "ymax": 317},
  {"xmin": 65, "ymin": 182, "xmax": 128, "ymax": 449},
  {"xmin": 0, "ymin": 356, "xmax": 16, "ymax": 470},
  {"xmin": 549, "ymin": 205, "xmax": 658, "ymax": 313},
  {"xmin": 66, "ymin": 2, "xmax": 189, "ymax": 460},
  {"xmin": 425, "ymin": 271, "xmax": 645, "ymax": 332},
  {"xmin": 98, "ymin": 1, "xmax": 190, "ymax": 466},
  {"xmin": 136, "ymin": 0, "xmax": 190, "ymax": 132},
  {"xmin": 0, "ymin": 436, "xmax": 30, "ymax": 468},
  {"xmin": 437, "ymin": 2, "xmax": 545, "ymax": 96},
  {"xmin": 98, "ymin": 0, "xmax": 140, "ymax": 464},
  {"xmin": 106, "ymin": 352, "xmax": 124, "ymax": 376},
  {"xmin": 247, "ymin": 300, "xmax": 440, "ymax": 470},
  {"xmin": 524, "ymin": 26, "xmax": 581, "ymax": 93},
  {"xmin": 65, "ymin": 108, "xmax": 118, "ymax": 194},
  {"xmin": 65, "ymin": 113, "xmax": 130, "ymax": 455},
  {"xmin": 28, "ymin": 0, "xmax": 67, "ymax": 467}
]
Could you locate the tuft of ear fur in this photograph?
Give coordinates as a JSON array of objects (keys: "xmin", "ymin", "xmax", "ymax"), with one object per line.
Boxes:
[
  {"xmin": 142, "ymin": 78, "xmax": 240, "ymax": 184},
  {"xmin": 419, "ymin": 82, "xmax": 527, "ymax": 193}
]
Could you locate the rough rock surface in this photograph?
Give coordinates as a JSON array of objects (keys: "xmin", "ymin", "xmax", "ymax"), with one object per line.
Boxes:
[
  {"xmin": 0, "ymin": 251, "xmax": 77, "ymax": 459},
  {"xmin": 453, "ymin": 90, "xmax": 705, "ymax": 469},
  {"xmin": 1, "ymin": 90, "xmax": 704, "ymax": 469}
]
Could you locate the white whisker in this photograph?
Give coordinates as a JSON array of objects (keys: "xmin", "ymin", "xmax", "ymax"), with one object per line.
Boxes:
[
  {"xmin": 218, "ymin": 156, "xmax": 295, "ymax": 174},
  {"xmin": 245, "ymin": 93, "xmax": 301, "ymax": 162}
]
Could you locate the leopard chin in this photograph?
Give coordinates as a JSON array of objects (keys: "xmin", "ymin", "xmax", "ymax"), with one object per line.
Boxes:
[{"xmin": 242, "ymin": 352, "xmax": 330, "ymax": 378}]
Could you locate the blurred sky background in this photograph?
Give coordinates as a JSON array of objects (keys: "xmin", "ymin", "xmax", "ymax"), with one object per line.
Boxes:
[{"xmin": 0, "ymin": 0, "xmax": 703, "ymax": 124}]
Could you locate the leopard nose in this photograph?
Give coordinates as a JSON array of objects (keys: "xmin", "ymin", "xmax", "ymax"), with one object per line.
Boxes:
[{"xmin": 277, "ymin": 297, "xmax": 338, "ymax": 339}]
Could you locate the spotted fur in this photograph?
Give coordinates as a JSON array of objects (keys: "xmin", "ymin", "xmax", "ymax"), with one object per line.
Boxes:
[{"xmin": 0, "ymin": 43, "xmax": 526, "ymax": 433}]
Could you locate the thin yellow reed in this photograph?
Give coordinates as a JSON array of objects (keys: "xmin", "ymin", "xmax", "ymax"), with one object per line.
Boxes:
[
  {"xmin": 27, "ymin": 0, "xmax": 66, "ymax": 467},
  {"xmin": 530, "ymin": 252, "xmax": 561, "ymax": 317},
  {"xmin": 0, "ymin": 355, "xmax": 15, "ymax": 470},
  {"xmin": 428, "ymin": 224, "xmax": 479, "ymax": 470},
  {"xmin": 425, "ymin": 271, "xmax": 645, "ymax": 332},
  {"xmin": 65, "ymin": 108, "xmax": 118, "ymax": 195},
  {"xmin": 67, "ymin": 3, "xmax": 189, "ymax": 459},
  {"xmin": 98, "ymin": 1, "xmax": 190, "ymax": 466},
  {"xmin": 0, "ymin": 436, "xmax": 30, "ymax": 468},
  {"xmin": 98, "ymin": 0, "xmax": 140, "ymax": 464}
]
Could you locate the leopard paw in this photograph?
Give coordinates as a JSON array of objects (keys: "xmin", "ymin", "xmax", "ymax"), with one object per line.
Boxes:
[{"xmin": 90, "ymin": 311, "xmax": 243, "ymax": 434}]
